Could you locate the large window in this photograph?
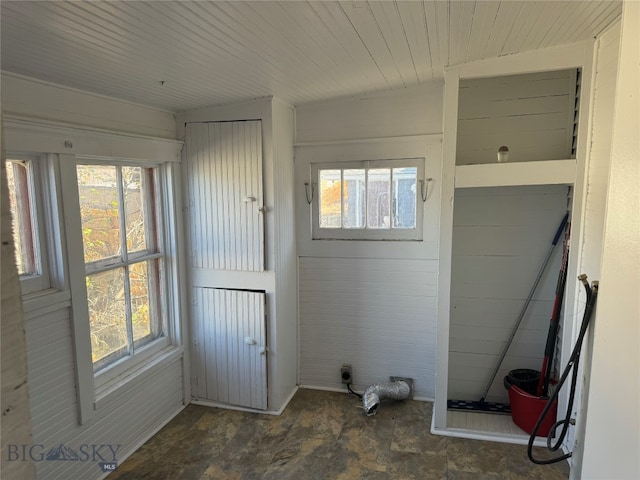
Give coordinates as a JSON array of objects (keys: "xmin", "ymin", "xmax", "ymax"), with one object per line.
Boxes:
[
  {"xmin": 311, "ymin": 158, "xmax": 424, "ymax": 240},
  {"xmin": 4, "ymin": 156, "xmax": 50, "ymax": 293},
  {"xmin": 77, "ymin": 164, "xmax": 165, "ymax": 371}
]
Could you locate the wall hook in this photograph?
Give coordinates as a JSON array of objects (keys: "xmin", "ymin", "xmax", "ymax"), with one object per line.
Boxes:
[
  {"xmin": 419, "ymin": 178, "xmax": 433, "ymax": 202},
  {"xmin": 304, "ymin": 182, "xmax": 316, "ymax": 204}
]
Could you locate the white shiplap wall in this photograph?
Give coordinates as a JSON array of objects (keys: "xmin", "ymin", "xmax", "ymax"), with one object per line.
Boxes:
[
  {"xmin": 5, "ymin": 79, "xmax": 185, "ymax": 480},
  {"xmin": 25, "ymin": 305, "xmax": 183, "ymax": 480},
  {"xmin": 296, "ymin": 85, "xmax": 443, "ymax": 400},
  {"xmin": 448, "ymin": 185, "xmax": 569, "ymax": 404},
  {"xmin": 1, "ymin": 73, "xmax": 176, "ymax": 139},
  {"xmin": 457, "ymin": 70, "xmax": 577, "ymax": 165},
  {"xmin": 295, "ymin": 83, "xmax": 443, "ymax": 144},
  {"xmin": 299, "ymin": 257, "xmax": 438, "ymax": 399}
]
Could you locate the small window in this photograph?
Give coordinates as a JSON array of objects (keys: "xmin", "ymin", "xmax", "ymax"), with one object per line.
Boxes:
[
  {"xmin": 77, "ymin": 164, "xmax": 164, "ymax": 371},
  {"xmin": 5, "ymin": 156, "xmax": 50, "ymax": 293},
  {"xmin": 312, "ymin": 159, "xmax": 424, "ymax": 240}
]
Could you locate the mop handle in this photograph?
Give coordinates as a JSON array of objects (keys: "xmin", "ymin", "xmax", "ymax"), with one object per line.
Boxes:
[{"xmin": 479, "ymin": 212, "xmax": 569, "ymax": 403}]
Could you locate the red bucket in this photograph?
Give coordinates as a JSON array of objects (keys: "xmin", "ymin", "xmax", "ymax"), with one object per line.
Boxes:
[{"xmin": 508, "ymin": 385, "xmax": 557, "ymax": 436}]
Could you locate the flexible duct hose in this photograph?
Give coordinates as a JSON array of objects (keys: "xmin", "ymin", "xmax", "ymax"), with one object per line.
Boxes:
[{"xmin": 362, "ymin": 380, "xmax": 411, "ymax": 416}]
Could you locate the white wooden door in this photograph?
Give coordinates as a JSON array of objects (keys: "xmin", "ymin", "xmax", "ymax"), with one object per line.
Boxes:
[
  {"xmin": 191, "ymin": 288, "xmax": 267, "ymax": 410},
  {"xmin": 185, "ymin": 120, "xmax": 267, "ymax": 409},
  {"xmin": 185, "ymin": 121, "xmax": 264, "ymax": 272}
]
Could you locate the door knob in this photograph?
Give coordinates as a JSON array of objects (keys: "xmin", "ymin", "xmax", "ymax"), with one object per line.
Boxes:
[{"xmin": 244, "ymin": 337, "xmax": 256, "ymax": 345}]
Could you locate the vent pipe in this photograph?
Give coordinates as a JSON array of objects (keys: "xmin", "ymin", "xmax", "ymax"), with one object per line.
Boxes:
[{"xmin": 362, "ymin": 380, "xmax": 411, "ymax": 416}]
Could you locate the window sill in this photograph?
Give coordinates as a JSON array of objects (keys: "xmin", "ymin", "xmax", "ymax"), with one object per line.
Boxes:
[{"xmin": 94, "ymin": 345, "xmax": 183, "ymax": 408}]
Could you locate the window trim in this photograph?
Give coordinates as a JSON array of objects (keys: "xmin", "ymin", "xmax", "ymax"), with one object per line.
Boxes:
[
  {"xmin": 5, "ymin": 153, "xmax": 52, "ymax": 294},
  {"xmin": 311, "ymin": 158, "xmax": 425, "ymax": 241},
  {"xmin": 60, "ymin": 155, "xmax": 179, "ymax": 423},
  {"xmin": 75, "ymin": 161, "xmax": 169, "ymax": 377}
]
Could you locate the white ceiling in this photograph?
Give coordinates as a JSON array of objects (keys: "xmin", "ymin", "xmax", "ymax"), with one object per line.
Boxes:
[{"xmin": 1, "ymin": 1, "xmax": 621, "ymax": 112}]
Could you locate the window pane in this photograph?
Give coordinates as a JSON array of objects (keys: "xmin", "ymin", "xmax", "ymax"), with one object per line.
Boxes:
[
  {"xmin": 367, "ymin": 168, "xmax": 391, "ymax": 229},
  {"xmin": 130, "ymin": 261, "xmax": 153, "ymax": 346},
  {"xmin": 77, "ymin": 165, "xmax": 121, "ymax": 264},
  {"xmin": 87, "ymin": 268, "xmax": 128, "ymax": 367},
  {"xmin": 319, "ymin": 169, "xmax": 342, "ymax": 228},
  {"xmin": 122, "ymin": 167, "xmax": 150, "ymax": 254},
  {"xmin": 5, "ymin": 161, "xmax": 36, "ymax": 275},
  {"xmin": 342, "ymin": 169, "xmax": 365, "ymax": 228},
  {"xmin": 392, "ymin": 167, "xmax": 417, "ymax": 229}
]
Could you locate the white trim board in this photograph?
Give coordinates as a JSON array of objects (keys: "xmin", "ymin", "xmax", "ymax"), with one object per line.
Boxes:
[
  {"xmin": 294, "ymin": 133, "xmax": 442, "ymax": 147},
  {"xmin": 3, "ymin": 115, "xmax": 183, "ymax": 162},
  {"xmin": 191, "ymin": 385, "xmax": 298, "ymax": 416},
  {"xmin": 455, "ymin": 160, "xmax": 576, "ymax": 188}
]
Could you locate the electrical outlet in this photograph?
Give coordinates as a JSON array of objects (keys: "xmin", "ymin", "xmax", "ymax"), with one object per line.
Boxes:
[{"xmin": 341, "ymin": 364, "xmax": 353, "ymax": 384}]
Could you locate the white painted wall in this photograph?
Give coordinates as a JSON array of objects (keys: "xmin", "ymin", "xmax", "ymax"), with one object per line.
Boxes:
[
  {"xmin": 295, "ymin": 85, "xmax": 443, "ymax": 399},
  {"xmin": 176, "ymin": 97, "xmax": 298, "ymax": 413},
  {"xmin": 1, "ymin": 73, "xmax": 175, "ymax": 138},
  {"xmin": 1, "ymin": 78, "xmax": 186, "ymax": 479},
  {"xmin": 566, "ymin": 20, "xmax": 621, "ymax": 469},
  {"xmin": 457, "ymin": 70, "xmax": 577, "ymax": 165},
  {"xmin": 1, "ymin": 113, "xmax": 36, "ymax": 480},
  {"xmin": 449, "ymin": 185, "xmax": 568, "ymax": 404},
  {"xmin": 271, "ymin": 99, "xmax": 298, "ymax": 407},
  {"xmin": 579, "ymin": 2, "xmax": 640, "ymax": 478},
  {"xmin": 295, "ymin": 83, "xmax": 443, "ymax": 144}
]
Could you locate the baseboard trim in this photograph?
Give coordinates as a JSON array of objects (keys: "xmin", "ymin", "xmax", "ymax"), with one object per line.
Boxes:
[
  {"xmin": 299, "ymin": 384, "xmax": 433, "ymax": 403},
  {"xmin": 191, "ymin": 386, "xmax": 299, "ymax": 417}
]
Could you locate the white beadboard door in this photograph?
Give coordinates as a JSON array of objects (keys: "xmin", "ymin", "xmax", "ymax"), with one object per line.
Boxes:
[
  {"xmin": 185, "ymin": 121, "xmax": 264, "ymax": 272},
  {"xmin": 191, "ymin": 287, "xmax": 267, "ymax": 410},
  {"xmin": 185, "ymin": 120, "xmax": 268, "ymax": 409}
]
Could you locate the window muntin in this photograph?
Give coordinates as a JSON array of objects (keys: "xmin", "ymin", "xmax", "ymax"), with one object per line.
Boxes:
[
  {"xmin": 313, "ymin": 159, "xmax": 423, "ymax": 240},
  {"xmin": 77, "ymin": 164, "xmax": 164, "ymax": 371}
]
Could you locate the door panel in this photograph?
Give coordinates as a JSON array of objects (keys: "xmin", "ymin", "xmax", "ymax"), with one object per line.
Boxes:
[
  {"xmin": 185, "ymin": 121, "xmax": 264, "ymax": 272},
  {"xmin": 191, "ymin": 287, "xmax": 267, "ymax": 410}
]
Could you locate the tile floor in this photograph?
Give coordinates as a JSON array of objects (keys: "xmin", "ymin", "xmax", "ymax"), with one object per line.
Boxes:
[{"xmin": 109, "ymin": 389, "xmax": 569, "ymax": 480}]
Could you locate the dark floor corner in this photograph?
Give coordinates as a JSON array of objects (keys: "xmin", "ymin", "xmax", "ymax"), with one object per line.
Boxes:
[{"xmin": 108, "ymin": 389, "xmax": 569, "ymax": 480}]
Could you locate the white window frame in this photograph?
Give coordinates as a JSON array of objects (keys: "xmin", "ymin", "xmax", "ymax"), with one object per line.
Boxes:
[
  {"xmin": 60, "ymin": 155, "xmax": 182, "ymax": 423},
  {"xmin": 311, "ymin": 158, "xmax": 425, "ymax": 241},
  {"xmin": 78, "ymin": 161, "xmax": 169, "ymax": 374},
  {"xmin": 5, "ymin": 116, "xmax": 185, "ymax": 425},
  {"xmin": 66, "ymin": 158, "xmax": 171, "ymax": 388},
  {"xmin": 5, "ymin": 153, "xmax": 52, "ymax": 294}
]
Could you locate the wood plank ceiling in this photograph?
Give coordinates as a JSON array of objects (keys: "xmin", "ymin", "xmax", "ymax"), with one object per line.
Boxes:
[{"xmin": 0, "ymin": 1, "xmax": 621, "ymax": 112}]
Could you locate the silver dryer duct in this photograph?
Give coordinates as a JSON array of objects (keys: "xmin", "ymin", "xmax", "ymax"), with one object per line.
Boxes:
[{"xmin": 362, "ymin": 380, "xmax": 412, "ymax": 416}]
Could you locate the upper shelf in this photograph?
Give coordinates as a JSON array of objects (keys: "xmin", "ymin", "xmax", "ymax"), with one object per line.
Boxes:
[{"xmin": 454, "ymin": 159, "xmax": 576, "ymax": 188}]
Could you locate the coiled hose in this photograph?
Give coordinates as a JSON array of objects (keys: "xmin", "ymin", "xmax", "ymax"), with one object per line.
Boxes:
[{"xmin": 527, "ymin": 275, "xmax": 598, "ymax": 465}]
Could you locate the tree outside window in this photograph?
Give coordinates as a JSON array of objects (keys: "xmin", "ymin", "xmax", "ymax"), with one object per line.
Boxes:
[{"xmin": 77, "ymin": 164, "xmax": 163, "ymax": 370}]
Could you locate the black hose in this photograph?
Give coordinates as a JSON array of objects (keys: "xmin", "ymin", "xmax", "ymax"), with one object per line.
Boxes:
[{"xmin": 527, "ymin": 277, "xmax": 598, "ymax": 465}]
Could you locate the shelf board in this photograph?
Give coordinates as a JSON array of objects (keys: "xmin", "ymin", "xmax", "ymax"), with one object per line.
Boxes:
[{"xmin": 455, "ymin": 159, "xmax": 576, "ymax": 188}]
